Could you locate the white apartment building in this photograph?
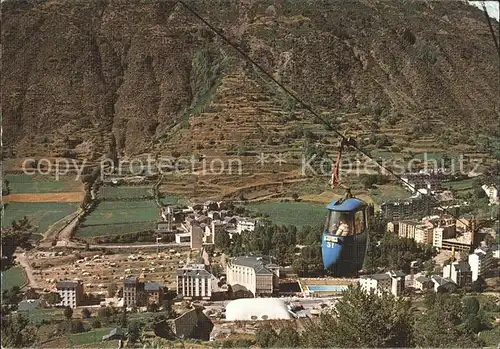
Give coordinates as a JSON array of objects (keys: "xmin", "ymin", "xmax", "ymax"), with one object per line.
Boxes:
[
  {"xmin": 442, "ymin": 261, "xmax": 472, "ymax": 287},
  {"xmin": 398, "ymin": 221, "xmax": 419, "ymax": 240},
  {"xmin": 414, "ymin": 226, "xmax": 434, "ymax": 244},
  {"xmin": 236, "ymin": 218, "xmax": 258, "ymax": 234},
  {"xmin": 176, "ymin": 264, "xmax": 218, "ymax": 300},
  {"xmin": 468, "ymin": 247, "xmax": 494, "ymax": 281},
  {"xmin": 405, "ymin": 273, "xmax": 432, "ymax": 291},
  {"xmin": 359, "ymin": 271, "xmax": 405, "ymax": 297},
  {"xmin": 433, "ymin": 224, "xmax": 456, "ymax": 248},
  {"xmin": 226, "ymin": 256, "xmax": 279, "ymax": 297},
  {"xmin": 56, "ymin": 280, "xmax": 83, "ymax": 308}
]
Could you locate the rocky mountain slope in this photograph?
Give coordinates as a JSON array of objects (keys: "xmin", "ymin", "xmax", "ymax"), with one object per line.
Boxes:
[{"xmin": 2, "ymin": 0, "xmax": 499, "ymax": 159}]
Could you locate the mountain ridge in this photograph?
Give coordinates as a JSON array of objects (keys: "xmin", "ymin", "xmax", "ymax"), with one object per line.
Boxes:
[{"xmin": 2, "ymin": 0, "xmax": 499, "ymax": 159}]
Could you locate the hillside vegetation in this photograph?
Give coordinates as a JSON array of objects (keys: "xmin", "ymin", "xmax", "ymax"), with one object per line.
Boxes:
[{"xmin": 2, "ymin": 0, "xmax": 499, "ymax": 160}]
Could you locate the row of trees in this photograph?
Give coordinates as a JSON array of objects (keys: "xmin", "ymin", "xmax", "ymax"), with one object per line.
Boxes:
[
  {"xmin": 255, "ymin": 286, "xmax": 492, "ymax": 348},
  {"xmin": 214, "ymin": 213, "xmax": 435, "ymax": 276},
  {"xmin": 1, "ymin": 216, "xmax": 34, "ymax": 271},
  {"xmin": 215, "ymin": 222, "xmax": 325, "ymax": 275}
]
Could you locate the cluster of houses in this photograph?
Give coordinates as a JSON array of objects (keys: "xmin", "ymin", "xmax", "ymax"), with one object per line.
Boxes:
[
  {"xmin": 381, "ymin": 171, "xmax": 499, "ymax": 222},
  {"xmin": 360, "ymin": 241, "xmax": 498, "ymax": 297},
  {"xmin": 387, "ymin": 215, "xmax": 480, "ymax": 253},
  {"xmin": 158, "ymin": 201, "xmax": 258, "ymax": 249}
]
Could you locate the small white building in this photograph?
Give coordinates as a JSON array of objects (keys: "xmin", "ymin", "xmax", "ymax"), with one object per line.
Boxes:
[
  {"xmin": 359, "ymin": 271, "xmax": 405, "ymax": 297},
  {"xmin": 175, "ymin": 233, "xmax": 191, "ymax": 244},
  {"xmin": 468, "ymin": 246, "xmax": 494, "ymax": 281},
  {"xmin": 431, "ymin": 275, "xmax": 457, "ymax": 292},
  {"xmin": 236, "ymin": 218, "xmax": 257, "ymax": 234},
  {"xmin": 482, "ymin": 184, "xmax": 499, "ymax": 205}
]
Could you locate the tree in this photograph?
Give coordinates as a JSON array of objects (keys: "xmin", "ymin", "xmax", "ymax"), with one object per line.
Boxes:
[
  {"xmin": 43, "ymin": 292, "xmax": 61, "ymax": 306},
  {"xmin": 81, "ymin": 308, "xmax": 91, "ymax": 319},
  {"xmin": 1, "ymin": 314, "xmax": 38, "ymax": 348},
  {"xmin": 2, "ymin": 286, "xmax": 22, "ymax": 306},
  {"xmin": 1, "ymin": 217, "xmax": 34, "ymax": 270},
  {"xmin": 462, "ymin": 297, "xmax": 480, "ymax": 316},
  {"xmin": 414, "ymin": 293, "xmax": 483, "ymax": 347},
  {"xmin": 64, "ymin": 306, "xmax": 73, "ymax": 320},
  {"xmin": 118, "ymin": 306, "xmax": 128, "ymax": 327},
  {"xmin": 97, "ymin": 306, "xmax": 112, "ymax": 319},
  {"xmin": 471, "ymin": 276, "xmax": 487, "ymax": 293},
  {"xmin": 302, "ymin": 285, "xmax": 413, "ymax": 347},
  {"xmin": 127, "ymin": 320, "xmax": 142, "ymax": 344},
  {"xmin": 291, "ymin": 193, "xmax": 300, "ymax": 201},
  {"xmin": 255, "ymin": 325, "xmax": 278, "ymax": 348},
  {"xmin": 71, "ymin": 319, "xmax": 85, "ymax": 333},
  {"xmin": 92, "ymin": 319, "xmax": 102, "ymax": 329},
  {"xmin": 147, "ymin": 302, "xmax": 159, "ymax": 313},
  {"xmin": 214, "ymin": 230, "xmax": 231, "ymax": 252},
  {"xmin": 275, "ymin": 326, "xmax": 301, "ymax": 347}
]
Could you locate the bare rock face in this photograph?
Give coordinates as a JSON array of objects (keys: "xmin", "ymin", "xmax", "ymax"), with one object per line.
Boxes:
[{"xmin": 2, "ymin": 0, "xmax": 499, "ymax": 158}]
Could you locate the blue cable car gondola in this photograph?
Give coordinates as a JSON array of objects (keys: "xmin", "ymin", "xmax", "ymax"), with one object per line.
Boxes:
[{"xmin": 321, "ymin": 195, "xmax": 371, "ymax": 275}]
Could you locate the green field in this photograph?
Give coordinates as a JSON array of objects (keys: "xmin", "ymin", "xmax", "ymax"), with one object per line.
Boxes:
[
  {"xmin": 1, "ymin": 266, "xmax": 27, "ymax": 290},
  {"xmin": 5, "ymin": 174, "xmax": 81, "ymax": 193},
  {"xmin": 82, "ymin": 200, "xmax": 159, "ymax": 225},
  {"xmin": 2, "ymin": 202, "xmax": 79, "ymax": 234},
  {"xmin": 99, "ymin": 186, "xmax": 154, "ymax": 199},
  {"xmin": 442, "ymin": 178, "xmax": 478, "ymax": 191},
  {"xmin": 25, "ymin": 308, "xmax": 63, "ymax": 324},
  {"xmin": 76, "ymin": 221, "xmax": 156, "ymax": 237},
  {"xmin": 370, "ymin": 184, "xmax": 410, "ymax": 204},
  {"xmin": 247, "ymin": 202, "xmax": 326, "ymax": 228},
  {"xmin": 69, "ymin": 327, "xmax": 114, "ymax": 346},
  {"xmin": 161, "ymin": 195, "xmax": 183, "ymax": 205},
  {"xmin": 76, "ymin": 199, "xmax": 159, "ymax": 238}
]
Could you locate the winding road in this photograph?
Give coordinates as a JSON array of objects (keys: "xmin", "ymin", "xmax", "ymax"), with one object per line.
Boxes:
[{"xmin": 15, "ymin": 253, "xmax": 38, "ymax": 289}]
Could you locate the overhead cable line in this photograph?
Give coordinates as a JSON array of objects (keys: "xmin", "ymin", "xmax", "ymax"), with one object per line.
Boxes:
[{"xmin": 177, "ymin": 0, "xmax": 476, "ymax": 229}]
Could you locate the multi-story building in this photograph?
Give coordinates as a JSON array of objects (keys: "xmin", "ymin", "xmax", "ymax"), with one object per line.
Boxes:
[
  {"xmin": 386, "ymin": 222, "xmax": 398, "ymax": 234},
  {"xmin": 433, "ymin": 223, "xmax": 457, "ymax": 248},
  {"xmin": 123, "ymin": 277, "xmax": 145, "ymax": 307},
  {"xmin": 442, "ymin": 261, "xmax": 472, "ymax": 287},
  {"xmin": 401, "ymin": 171, "xmax": 446, "ymax": 194},
  {"xmin": 414, "ymin": 225, "xmax": 434, "ymax": 244},
  {"xmin": 56, "ymin": 280, "xmax": 83, "ymax": 308},
  {"xmin": 398, "ymin": 221, "xmax": 419, "ymax": 239},
  {"xmin": 226, "ymin": 256, "xmax": 280, "ymax": 297},
  {"xmin": 236, "ymin": 218, "xmax": 258, "ymax": 234},
  {"xmin": 468, "ymin": 247, "xmax": 494, "ymax": 281},
  {"xmin": 190, "ymin": 225, "xmax": 204, "ymax": 249},
  {"xmin": 380, "ymin": 195, "xmax": 433, "ymax": 221},
  {"xmin": 176, "ymin": 264, "xmax": 218, "ymax": 299},
  {"xmin": 203, "ymin": 221, "xmax": 225, "ymax": 245},
  {"xmin": 359, "ymin": 271, "xmax": 405, "ymax": 297},
  {"xmin": 144, "ymin": 282, "xmax": 164, "ymax": 305}
]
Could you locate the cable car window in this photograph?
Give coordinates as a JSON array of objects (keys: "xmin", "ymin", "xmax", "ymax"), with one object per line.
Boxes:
[
  {"xmin": 326, "ymin": 211, "xmax": 353, "ymax": 236},
  {"xmin": 354, "ymin": 210, "xmax": 364, "ymax": 235},
  {"xmin": 325, "ymin": 211, "xmax": 341, "ymax": 233}
]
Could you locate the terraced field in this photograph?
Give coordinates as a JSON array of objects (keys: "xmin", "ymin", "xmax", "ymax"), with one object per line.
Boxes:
[
  {"xmin": 247, "ymin": 202, "xmax": 326, "ymax": 228},
  {"xmin": 1, "ymin": 266, "xmax": 27, "ymax": 290},
  {"xmin": 5, "ymin": 174, "xmax": 83, "ymax": 194},
  {"xmin": 2, "ymin": 202, "xmax": 79, "ymax": 234},
  {"xmin": 76, "ymin": 198, "xmax": 160, "ymax": 238},
  {"xmin": 98, "ymin": 186, "xmax": 154, "ymax": 200}
]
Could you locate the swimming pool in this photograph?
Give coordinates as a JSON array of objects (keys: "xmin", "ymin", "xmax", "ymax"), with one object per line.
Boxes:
[{"xmin": 307, "ymin": 285, "xmax": 348, "ymax": 292}]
